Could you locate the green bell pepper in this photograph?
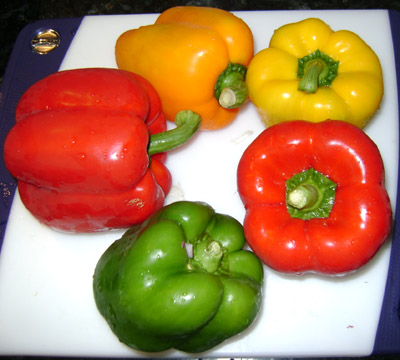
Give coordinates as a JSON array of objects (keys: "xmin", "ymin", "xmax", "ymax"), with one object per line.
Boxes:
[{"xmin": 93, "ymin": 201, "xmax": 263, "ymax": 353}]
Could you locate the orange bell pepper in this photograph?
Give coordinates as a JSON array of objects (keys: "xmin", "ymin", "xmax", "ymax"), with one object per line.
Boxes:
[{"xmin": 115, "ymin": 6, "xmax": 254, "ymax": 130}]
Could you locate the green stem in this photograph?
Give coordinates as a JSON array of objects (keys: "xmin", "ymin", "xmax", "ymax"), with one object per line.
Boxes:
[
  {"xmin": 298, "ymin": 62, "xmax": 323, "ymax": 93},
  {"xmin": 297, "ymin": 49, "xmax": 339, "ymax": 93},
  {"xmin": 147, "ymin": 110, "xmax": 201, "ymax": 156},
  {"xmin": 286, "ymin": 168, "xmax": 337, "ymax": 220},
  {"xmin": 287, "ymin": 184, "xmax": 319, "ymax": 210},
  {"xmin": 193, "ymin": 239, "xmax": 223, "ymax": 273},
  {"xmin": 215, "ymin": 62, "xmax": 248, "ymax": 109}
]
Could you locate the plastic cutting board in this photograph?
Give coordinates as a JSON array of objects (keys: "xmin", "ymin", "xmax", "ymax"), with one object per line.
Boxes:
[{"xmin": 0, "ymin": 9, "xmax": 399, "ymax": 358}]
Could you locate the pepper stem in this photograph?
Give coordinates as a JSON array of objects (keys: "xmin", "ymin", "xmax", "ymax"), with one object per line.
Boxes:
[
  {"xmin": 147, "ymin": 110, "xmax": 201, "ymax": 156},
  {"xmin": 215, "ymin": 62, "xmax": 248, "ymax": 109},
  {"xmin": 193, "ymin": 239, "xmax": 223, "ymax": 273},
  {"xmin": 286, "ymin": 168, "xmax": 337, "ymax": 220},
  {"xmin": 297, "ymin": 49, "xmax": 339, "ymax": 93},
  {"xmin": 287, "ymin": 184, "xmax": 319, "ymax": 210}
]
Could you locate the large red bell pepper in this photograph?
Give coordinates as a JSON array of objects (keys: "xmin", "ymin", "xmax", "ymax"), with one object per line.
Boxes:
[
  {"xmin": 237, "ymin": 120, "xmax": 392, "ymax": 275},
  {"xmin": 4, "ymin": 68, "xmax": 201, "ymax": 232}
]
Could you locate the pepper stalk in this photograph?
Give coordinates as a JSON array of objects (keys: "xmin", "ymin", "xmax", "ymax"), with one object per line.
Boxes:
[
  {"xmin": 215, "ymin": 62, "xmax": 248, "ymax": 109},
  {"xmin": 297, "ymin": 49, "xmax": 339, "ymax": 93},
  {"xmin": 148, "ymin": 110, "xmax": 201, "ymax": 156},
  {"xmin": 191, "ymin": 237, "xmax": 224, "ymax": 273},
  {"xmin": 286, "ymin": 167, "xmax": 337, "ymax": 220}
]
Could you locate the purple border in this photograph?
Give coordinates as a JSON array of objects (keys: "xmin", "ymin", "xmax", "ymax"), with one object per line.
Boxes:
[
  {"xmin": 373, "ymin": 9, "xmax": 400, "ymax": 355},
  {"xmin": 0, "ymin": 17, "xmax": 83, "ymax": 250}
]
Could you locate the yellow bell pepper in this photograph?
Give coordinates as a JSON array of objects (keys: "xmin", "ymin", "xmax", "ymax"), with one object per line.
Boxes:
[
  {"xmin": 246, "ymin": 18, "xmax": 384, "ymax": 128},
  {"xmin": 115, "ymin": 6, "xmax": 253, "ymax": 130}
]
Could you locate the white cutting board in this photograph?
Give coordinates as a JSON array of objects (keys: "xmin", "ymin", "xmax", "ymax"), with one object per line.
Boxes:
[{"xmin": 0, "ymin": 9, "xmax": 398, "ymax": 358}]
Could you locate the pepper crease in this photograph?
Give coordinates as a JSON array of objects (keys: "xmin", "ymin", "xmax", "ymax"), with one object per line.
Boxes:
[
  {"xmin": 246, "ymin": 18, "xmax": 384, "ymax": 128},
  {"xmin": 4, "ymin": 68, "xmax": 200, "ymax": 232},
  {"xmin": 93, "ymin": 201, "xmax": 263, "ymax": 352},
  {"xmin": 237, "ymin": 120, "xmax": 392, "ymax": 275},
  {"xmin": 115, "ymin": 6, "xmax": 254, "ymax": 130}
]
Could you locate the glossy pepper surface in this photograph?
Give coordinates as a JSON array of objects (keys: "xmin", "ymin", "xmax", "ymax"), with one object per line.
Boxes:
[
  {"xmin": 237, "ymin": 120, "xmax": 392, "ymax": 275},
  {"xmin": 115, "ymin": 6, "xmax": 253, "ymax": 130},
  {"xmin": 93, "ymin": 201, "xmax": 263, "ymax": 353},
  {"xmin": 4, "ymin": 68, "xmax": 201, "ymax": 232},
  {"xmin": 246, "ymin": 18, "xmax": 383, "ymax": 128}
]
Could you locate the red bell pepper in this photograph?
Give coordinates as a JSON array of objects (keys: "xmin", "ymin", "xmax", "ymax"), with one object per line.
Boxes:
[
  {"xmin": 4, "ymin": 68, "xmax": 200, "ymax": 232},
  {"xmin": 237, "ymin": 120, "xmax": 392, "ymax": 275}
]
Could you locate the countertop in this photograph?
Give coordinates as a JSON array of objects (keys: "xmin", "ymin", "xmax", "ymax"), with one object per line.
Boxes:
[{"xmin": 1, "ymin": 1, "xmax": 400, "ymax": 360}]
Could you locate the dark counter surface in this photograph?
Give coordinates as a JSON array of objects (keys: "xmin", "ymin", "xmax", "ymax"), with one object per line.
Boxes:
[{"xmin": 1, "ymin": 1, "xmax": 400, "ymax": 360}]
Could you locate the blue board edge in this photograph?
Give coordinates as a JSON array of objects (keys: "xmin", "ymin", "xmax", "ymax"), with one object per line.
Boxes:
[
  {"xmin": 373, "ymin": 9, "xmax": 400, "ymax": 355},
  {"xmin": 0, "ymin": 17, "xmax": 83, "ymax": 250}
]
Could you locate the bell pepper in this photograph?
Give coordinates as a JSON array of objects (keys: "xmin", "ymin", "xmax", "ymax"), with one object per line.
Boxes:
[
  {"xmin": 115, "ymin": 6, "xmax": 254, "ymax": 130},
  {"xmin": 3, "ymin": 68, "xmax": 201, "ymax": 232},
  {"xmin": 237, "ymin": 120, "xmax": 392, "ymax": 275},
  {"xmin": 246, "ymin": 18, "xmax": 383, "ymax": 128},
  {"xmin": 93, "ymin": 200, "xmax": 263, "ymax": 353}
]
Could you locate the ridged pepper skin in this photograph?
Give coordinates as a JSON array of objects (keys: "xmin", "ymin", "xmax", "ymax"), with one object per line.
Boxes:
[
  {"xmin": 237, "ymin": 120, "xmax": 392, "ymax": 276},
  {"xmin": 93, "ymin": 201, "xmax": 263, "ymax": 353},
  {"xmin": 4, "ymin": 68, "xmax": 200, "ymax": 232},
  {"xmin": 115, "ymin": 6, "xmax": 253, "ymax": 130},
  {"xmin": 246, "ymin": 18, "xmax": 383, "ymax": 128}
]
